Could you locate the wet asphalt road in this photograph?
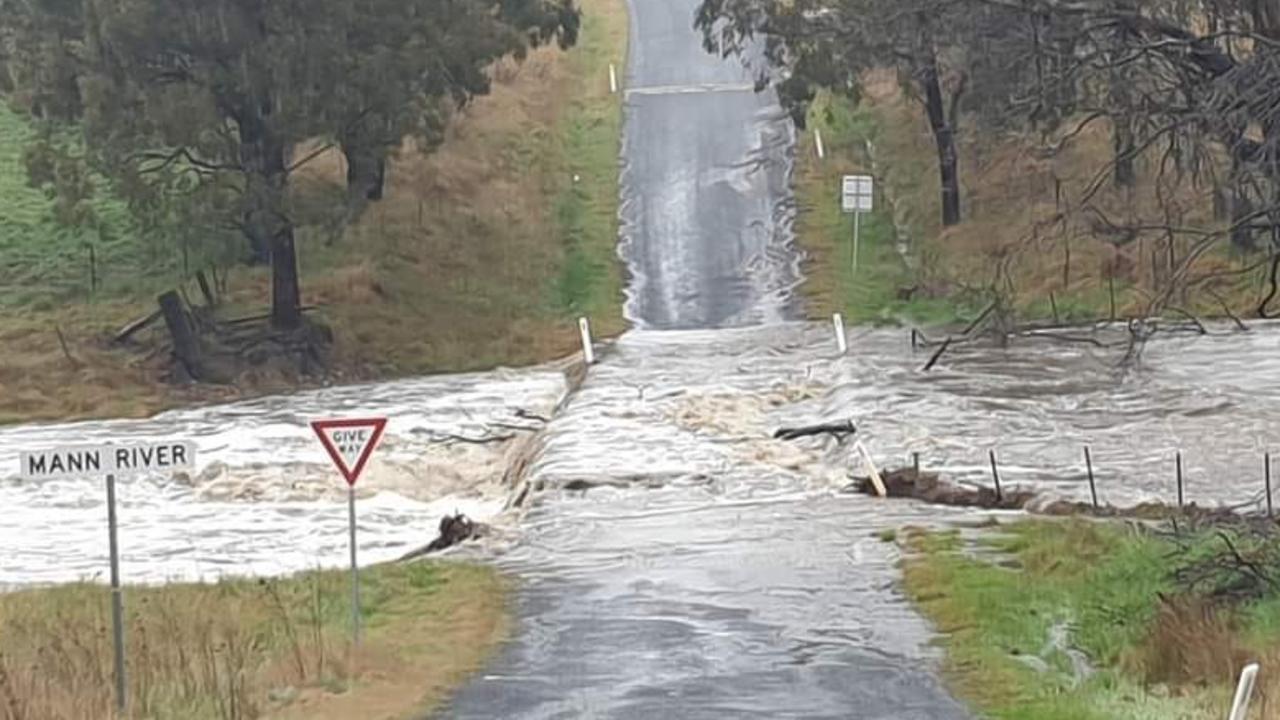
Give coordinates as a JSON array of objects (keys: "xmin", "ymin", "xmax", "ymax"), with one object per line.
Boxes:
[{"xmin": 619, "ymin": 0, "xmax": 802, "ymax": 328}]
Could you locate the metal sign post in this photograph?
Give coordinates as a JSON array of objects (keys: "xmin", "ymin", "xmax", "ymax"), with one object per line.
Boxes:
[
  {"xmin": 17, "ymin": 441, "xmax": 197, "ymax": 714},
  {"xmin": 347, "ymin": 484, "xmax": 360, "ymax": 644},
  {"xmin": 106, "ymin": 472, "xmax": 126, "ymax": 712},
  {"xmin": 310, "ymin": 418, "xmax": 388, "ymax": 646},
  {"xmin": 841, "ymin": 175, "xmax": 874, "ymax": 275}
]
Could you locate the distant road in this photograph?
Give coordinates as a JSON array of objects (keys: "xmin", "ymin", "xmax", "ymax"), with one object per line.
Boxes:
[{"xmin": 619, "ymin": 0, "xmax": 802, "ymax": 329}]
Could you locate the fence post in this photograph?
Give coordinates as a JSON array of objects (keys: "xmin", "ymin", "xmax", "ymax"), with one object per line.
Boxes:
[
  {"xmin": 1084, "ymin": 446, "xmax": 1098, "ymax": 509},
  {"xmin": 989, "ymin": 449, "xmax": 1003, "ymax": 503},
  {"xmin": 1267, "ymin": 452, "xmax": 1273, "ymax": 519},
  {"xmin": 1176, "ymin": 451, "xmax": 1184, "ymax": 509}
]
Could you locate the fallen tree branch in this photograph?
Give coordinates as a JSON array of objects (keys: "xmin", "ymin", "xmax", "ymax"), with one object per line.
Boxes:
[
  {"xmin": 1207, "ymin": 288, "xmax": 1248, "ymax": 332},
  {"xmin": 962, "ymin": 301, "xmax": 997, "ymax": 336},
  {"xmin": 922, "ymin": 337, "xmax": 953, "ymax": 371},
  {"xmin": 772, "ymin": 419, "xmax": 856, "ymax": 441},
  {"xmin": 1167, "ymin": 307, "xmax": 1208, "ymax": 334},
  {"xmin": 436, "ymin": 432, "xmax": 515, "ymax": 445},
  {"xmin": 222, "ymin": 306, "xmax": 319, "ymax": 327},
  {"xmin": 55, "ymin": 326, "xmax": 79, "ymax": 368},
  {"xmin": 1018, "ymin": 330, "xmax": 1114, "ymax": 347},
  {"xmin": 112, "ymin": 310, "xmax": 163, "ymax": 345}
]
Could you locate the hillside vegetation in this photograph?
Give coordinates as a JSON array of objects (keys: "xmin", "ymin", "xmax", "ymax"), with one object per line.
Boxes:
[
  {"xmin": 0, "ymin": 0, "xmax": 626, "ymax": 424},
  {"xmin": 795, "ymin": 77, "xmax": 1268, "ymax": 330},
  {"xmin": 703, "ymin": 0, "xmax": 1280, "ymax": 332}
]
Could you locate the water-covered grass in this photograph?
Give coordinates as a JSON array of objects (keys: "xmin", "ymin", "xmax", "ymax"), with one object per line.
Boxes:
[{"xmin": 903, "ymin": 519, "xmax": 1280, "ymax": 719}]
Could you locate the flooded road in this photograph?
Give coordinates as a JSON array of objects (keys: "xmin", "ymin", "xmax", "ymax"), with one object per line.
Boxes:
[
  {"xmin": 442, "ymin": 325, "xmax": 974, "ymax": 718},
  {"xmin": 439, "ymin": 321, "xmax": 1280, "ymax": 718},
  {"xmin": 5, "ymin": 0, "xmax": 1280, "ymax": 715}
]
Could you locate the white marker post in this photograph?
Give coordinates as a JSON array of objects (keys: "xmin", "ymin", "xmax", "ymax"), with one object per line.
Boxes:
[
  {"xmin": 854, "ymin": 440, "xmax": 888, "ymax": 498},
  {"xmin": 609, "ymin": 63, "xmax": 618, "ymax": 94},
  {"xmin": 814, "ymin": 128, "xmax": 826, "ymax": 160},
  {"xmin": 311, "ymin": 418, "xmax": 388, "ymax": 646},
  {"xmin": 1228, "ymin": 663, "xmax": 1260, "ymax": 720},
  {"xmin": 17, "ymin": 441, "xmax": 196, "ymax": 714},
  {"xmin": 832, "ymin": 313, "xmax": 848, "ymax": 354},
  {"xmin": 579, "ymin": 317, "xmax": 595, "ymax": 365},
  {"xmin": 841, "ymin": 175, "xmax": 874, "ymax": 275}
]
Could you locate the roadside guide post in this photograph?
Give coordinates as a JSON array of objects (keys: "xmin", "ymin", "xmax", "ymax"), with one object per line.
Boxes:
[
  {"xmin": 310, "ymin": 418, "xmax": 388, "ymax": 646},
  {"xmin": 841, "ymin": 174, "xmax": 874, "ymax": 274},
  {"xmin": 17, "ymin": 441, "xmax": 197, "ymax": 714}
]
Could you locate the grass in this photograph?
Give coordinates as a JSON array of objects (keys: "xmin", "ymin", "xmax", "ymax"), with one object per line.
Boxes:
[
  {"xmin": 0, "ymin": 107, "xmax": 150, "ymax": 309},
  {"xmin": 552, "ymin": 2, "xmax": 628, "ymax": 328},
  {"xmin": 0, "ymin": 561, "xmax": 507, "ymax": 720},
  {"xmin": 901, "ymin": 519, "xmax": 1280, "ymax": 719},
  {"xmin": 0, "ymin": 0, "xmax": 628, "ymax": 423},
  {"xmin": 796, "ymin": 72, "xmax": 1271, "ymax": 330},
  {"xmin": 794, "ymin": 92, "xmax": 978, "ymax": 326}
]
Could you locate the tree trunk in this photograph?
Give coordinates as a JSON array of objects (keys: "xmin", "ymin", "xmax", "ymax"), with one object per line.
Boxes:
[
  {"xmin": 342, "ymin": 140, "xmax": 386, "ymax": 201},
  {"xmin": 158, "ymin": 290, "xmax": 203, "ymax": 379},
  {"xmin": 918, "ymin": 52, "xmax": 962, "ymax": 226},
  {"xmin": 238, "ymin": 104, "xmax": 302, "ymax": 330},
  {"xmin": 270, "ymin": 229, "xmax": 302, "ymax": 329},
  {"xmin": 1113, "ymin": 119, "xmax": 1136, "ymax": 187},
  {"xmin": 1110, "ymin": 13, "xmax": 1138, "ymax": 188}
]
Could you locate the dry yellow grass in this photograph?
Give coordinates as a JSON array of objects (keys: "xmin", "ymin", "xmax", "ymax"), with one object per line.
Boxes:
[
  {"xmin": 0, "ymin": 0, "xmax": 628, "ymax": 424},
  {"xmin": 804, "ymin": 71, "xmax": 1271, "ymax": 326},
  {"xmin": 0, "ymin": 562, "xmax": 506, "ymax": 720}
]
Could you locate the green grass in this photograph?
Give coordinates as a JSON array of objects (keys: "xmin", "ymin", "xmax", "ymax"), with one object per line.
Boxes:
[
  {"xmin": 0, "ymin": 106, "xmax": 152, "ymax": 307},
  {"xmin": 0, "ymin": 561, "xmax": 507, "ymax": 719},
  {"xmin": 902, "ymin": 520, "xmax": 1233, "ymax": 719},
  {"xmin": 551, "ymin": 0, "xmax": 627, "ymax": 334},
  {"xmin": 796, "ymin": 93, "xmax": 973, "ymax": 326}
]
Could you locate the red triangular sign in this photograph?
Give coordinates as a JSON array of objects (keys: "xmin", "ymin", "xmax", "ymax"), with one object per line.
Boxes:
[{"xmin": 310, "ymin": 418, "xmax": 388, "ymax": 486}]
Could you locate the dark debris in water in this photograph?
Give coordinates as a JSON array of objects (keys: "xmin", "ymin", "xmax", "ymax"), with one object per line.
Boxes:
[
  {"xmin": 400, "ymin": 513, "xmax": 488, "ymax": 560},
  {"xmin": 848, "ymin": 467, "xmax": 1280, "ymax": 528}
]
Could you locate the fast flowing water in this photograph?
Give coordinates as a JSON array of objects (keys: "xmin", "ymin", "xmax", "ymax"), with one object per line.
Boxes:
[{"xmin": 0, "ymin": 369, "xmax": 568, "ymax": 585}]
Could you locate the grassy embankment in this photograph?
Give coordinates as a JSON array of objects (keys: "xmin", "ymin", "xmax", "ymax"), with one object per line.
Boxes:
[
  {"xmin": 0, "ymin": 0, "xmax": 628, "ymax": 424},
  {"xmin": 0, "ymin": 562, "xmax": 505, "ymax": 720},
  {"xmin": 902, "ymin": 519, "xmax": 1280, "ymax": 719},
  {"xmin": 795, "ymin": 74, "xmax": 1267, "ymax": 328}
]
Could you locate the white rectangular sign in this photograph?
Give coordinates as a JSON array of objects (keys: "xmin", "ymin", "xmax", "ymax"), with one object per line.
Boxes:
[
  {"xmin": 18, "ymin": 442, "xmax": 196, "ymax": 480},
  {"xmin": 841, "ymin": 174, "xmax": 874, "ymax": 213}
]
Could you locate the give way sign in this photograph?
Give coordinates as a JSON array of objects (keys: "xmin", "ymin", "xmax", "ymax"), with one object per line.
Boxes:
[{"xmin": 310, "ymin": 418, "xmax": 387, "ymax": 485}]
